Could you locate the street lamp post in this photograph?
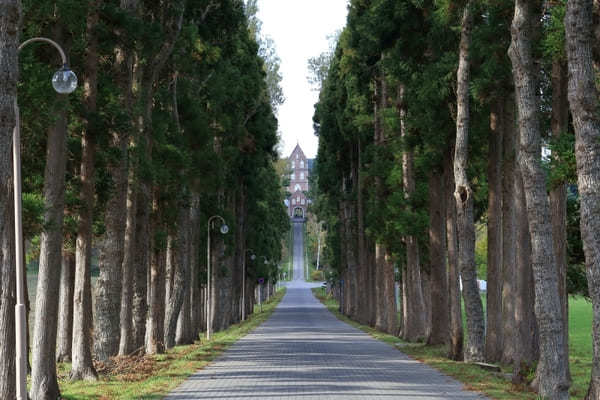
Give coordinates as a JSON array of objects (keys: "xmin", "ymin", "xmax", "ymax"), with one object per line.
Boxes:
[
  {"xmin": 206, "ymin": 215, "xmax": 228, "ymax": 341},
  {"xmin": 14, "ymin": 37, "xmax": 77, "ymax": 400},
  {"xmin": 242, "ymin": 248, "xmax": 255, "ymax": 321}
]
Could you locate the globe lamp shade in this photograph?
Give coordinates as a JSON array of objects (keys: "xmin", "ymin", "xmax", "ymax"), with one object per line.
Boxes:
[{"xmin": 52, "ymin": 66, "xmax": 77, "ymax": 94}]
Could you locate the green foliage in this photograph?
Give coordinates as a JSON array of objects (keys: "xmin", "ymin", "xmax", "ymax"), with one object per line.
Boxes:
[{"xmin": 547, "ymin": 132, "xmax": 578, "ymax": 189}]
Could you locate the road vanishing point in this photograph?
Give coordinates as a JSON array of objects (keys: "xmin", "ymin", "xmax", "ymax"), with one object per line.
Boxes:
[{"xmin": 165, "ymin": 219, "xmax": 487, "ymax": 399}]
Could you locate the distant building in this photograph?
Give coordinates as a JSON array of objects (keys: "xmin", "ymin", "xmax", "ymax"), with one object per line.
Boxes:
[{"xmin": 286, "ymin": 144, "xmax": 312, "ymax": 218}]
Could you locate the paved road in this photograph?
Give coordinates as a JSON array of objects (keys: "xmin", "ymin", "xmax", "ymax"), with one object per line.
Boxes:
[
  {"xmin": 165, "ymin": 220, "xmax": 486, "ymax": 399},
  {"xmin": 292, "ymin": 219, "xmax": 305, "ymax": 281}
]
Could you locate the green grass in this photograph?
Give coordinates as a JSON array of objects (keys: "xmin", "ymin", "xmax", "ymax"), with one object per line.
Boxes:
[
  {"xmin": 313, "ymin": 287, "xmax": 593, "ymax": 400},
  {"xmin": 57, "ymin": 288, "xmax": 286, "ymax": 400}
]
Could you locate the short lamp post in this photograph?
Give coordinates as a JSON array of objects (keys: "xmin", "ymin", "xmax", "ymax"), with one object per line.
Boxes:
[
  {"xmin": 206, "ymin": 215, "xmax": 228, "ymax": 341},
  {"xmin": 242, "ymin": 248, "xmax": 255, "ymax": 321},
  {"xmin": 14, "ymin": 37, "xmax": 77, "ymax": 400}
]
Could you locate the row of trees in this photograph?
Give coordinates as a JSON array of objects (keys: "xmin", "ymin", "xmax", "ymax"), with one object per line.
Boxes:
[
  {"xmin": 0, "ymin": 0, "xmax": 289, "ymax": 399},
  {"xmin": 312, "ymin": 0, "xmax": 599, "ymax": 398}
]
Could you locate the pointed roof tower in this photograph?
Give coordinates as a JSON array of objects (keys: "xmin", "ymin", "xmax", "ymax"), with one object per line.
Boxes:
[{"xmin": 290, "ymin": 143, "xmax": 306, "ymax": 160}]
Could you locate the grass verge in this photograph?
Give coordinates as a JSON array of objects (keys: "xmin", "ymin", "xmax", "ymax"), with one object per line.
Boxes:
[
  {"xmin": 58, "ymin": 288, "xmax": 286, "ymax": 400},
  {"xmin": 312, "ymin": 287, "xmax": 539, "ymax": 400}
]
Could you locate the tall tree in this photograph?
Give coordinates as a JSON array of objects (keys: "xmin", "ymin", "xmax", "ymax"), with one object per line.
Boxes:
[
  {"xmin": 508, "ymin": 0, "xmax": 570, "ymax": 396},
  {"xmin": 30, "ymin": 95, "xmax": 68, "ymax": 399},
  {"xmin": 453, "ymin": 0, "xmax": 485, "ymax": 362},
  {"xmin": 71, "ymin": 0, "xmax": 101, "ymax": 381},
  {"xmin": 0, "ymin": 1, "xmax": 20, "ymax": 398},
  {"xmin": 564, "ymin": 0, "xmax": 600, "ymax": 397}
]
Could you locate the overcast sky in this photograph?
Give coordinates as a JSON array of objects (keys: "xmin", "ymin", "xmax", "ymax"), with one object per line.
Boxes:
[{"xmin": 257, "ymin": 0, "xmax": 349, "ymax": 159}]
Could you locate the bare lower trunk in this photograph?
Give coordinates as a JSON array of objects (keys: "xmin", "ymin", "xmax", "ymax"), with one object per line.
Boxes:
[
  {"xmin": 94, "ymin": 132, "xmax": 127, "ymax": 361},
  {"xmin": 146, "ymin": 191, "xmax": 165, "ymax": 354},
  {"xmin": 119, "ymin": 166, "xmax": 137, "ymax": 355},
  {"xmin": 501, "ymin": 93, "xmax": 517, "ymax": 365},
  {"xmin": 165, "ymin": 202, "xmax": 189, "ymax": 349},
  {"xmin": 508, "ymin": 0, "xmax": 570, "ymax": 395},
  {"xmin": 56, "ymin": 252, "xmax": 75, "ymax": 362},
  {"xmin": 445, "ymin": 150, "xmax": 463, "ymax": 361},
  {"xmin": 71, "ymin": 132, "xmax": 97, "ymax": 381},
  {"xmin": 187, "ymin": 194, "xmax": 201, "ymax": 340},
  {"xmin": 356, "ymin": 142, "xmax": 369, "ymax": 326},
  {"xmin": 485, "ymin": 100, "xmax": 503, "ymax": 363},
  {"xmin": 132, "ymin": 187, "xmax": 149, "ymax": 350},
  {"xmin": 0, "ymin": 4, "xmax": 19, "ymax": 396},
  {"xmin": 399, "ymin": 84, "xmax": 426, "ymax": 342},
  {"xmin": 565, "ymin": 1, "xmax": 600, "ymax": 397},
  {"xmin": 427, "ymin": 171, "xmax": 448, "ymax": 345},
  {"xmin": 31, "ymin": 97, "xmax": 68, "ymax": 399},
  {"xmin": 513, "ymin": 158, "xmax": 539, "ymax": 379}
]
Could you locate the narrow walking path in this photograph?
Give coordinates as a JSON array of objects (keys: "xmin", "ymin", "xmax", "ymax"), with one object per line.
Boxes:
[{"xmin": 164, "ymin": 219, "xmax": 486, "ymax": 399}]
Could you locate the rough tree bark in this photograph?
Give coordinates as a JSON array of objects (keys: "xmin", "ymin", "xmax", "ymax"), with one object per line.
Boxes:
[
  {"xmin": 445, "ymin": 149, "xmax": 463, "ymax": 361},
  {"xmin": 0, "ymin": 1, "xmax": 19, "ymax": 397},
  {"xmin": 31, "ymin": 96, "xmax": 68, "ymax": 399},
  {"xmin": 564, "ymin": 1, "xmax": 600, "ymax": 397},
  {"xmin": 485, "ymin": 100, "xmax": 503, "ymax": 363},
  {"xmin": 501, "ymin": 94, "xmax": 517, "ymax": 365},
  {"xmin": 94, "ymin": 131, "xmax": 127, "ymax": 361},
  {"xmin": 454, "ymin": 0, "xmax": 485, "ymax": 362},
  {"xmin": 399, "ymin": 84, "xmax": 426, "ymax": 342},
  {"xmin": 56, "ymin": 251, "xmax": 75, "ymax": 362},
  {"xmin": 427, "ymin": 171, "xmax": 448, "ymax": 345},
  {"xmin": 508, "ymin": 0, "xmax": 570, "ymax": 396},
  {"xmin": 71, "ymin": 1, "xmax": 101, "ymax": 381}
]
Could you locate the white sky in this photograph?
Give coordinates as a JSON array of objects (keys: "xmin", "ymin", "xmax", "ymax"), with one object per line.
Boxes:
[{"xmin": 257, "ymin": 0, "xmax": 349, "ymax": 159}]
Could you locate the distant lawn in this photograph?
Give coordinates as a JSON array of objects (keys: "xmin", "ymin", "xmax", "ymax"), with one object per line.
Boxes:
[
  {"xmin": 57, "ymin": 288, "xmax": 286, "ymax": 400},
  {"xmin": 313, "ymin": 287, "xmax": 593, "ymax": 400}
]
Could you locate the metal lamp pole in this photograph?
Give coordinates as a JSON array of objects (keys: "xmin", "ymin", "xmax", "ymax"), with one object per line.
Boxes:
[
  {"xmin": 242, "ymin": 248, "xmax": 255, "ymax": 321},
  {"xmin": 14, "ymin": 37, "xmax": 77, "ymax": 400},
  {"xmin": 206, "ymin": 215, "xmax": 228, "ymax": 341}
]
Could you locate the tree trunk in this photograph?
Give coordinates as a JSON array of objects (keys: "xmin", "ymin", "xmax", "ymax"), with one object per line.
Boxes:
[
  {"xmin": 355, "ymin": 141, "xmax": 369, "ymax": 326},
  {"xmin": 564, "ymin": 1, "xmax": 600, "ymax": 397},
  {"xmin": 399, "ymin": 84, "xmax": 426, "ymax": 342},
  {"xmin": 485, "ymin": 99, "xmax": 503, "ymax": 363},
  {"xmin": 501, "ymin": 93, "xmax": 518, "ymax": 365},
  {"xmin": 31, "ymin": 96, "xmax": 68, "ymax": 399},
  {"xmin": 132, "ymin": 183, "xmax": 149, "ymax": 351},
  {"xmin": 427, "ymin": 171, "xmax": 448, "ymax": 345},
  {"xmin": 550, "ymin": 57, "xmax": 571, "ymax": 382},
  {"xmin": 508, "ymin": 0, "xmax": 570, "ymax": 396},
  {"xmin": 71, "ymin": 2, "xmax": 100, "ymax": 380},
  {"xmin": 454, "ymin": 0, "xmax": 485, "ymax": 362},
  {"xmin": 187, "ymin": 193, "xmax": 201, "ymax": 340},
  {"xmin": 119, "ymin": 164, "xmax": 138, "ymax": 355},
  {"xmin": 145, "ymin": 190, "xmax": 166, "ymax": 354},
  {"xmin": 0, "ymin": 2, "xmax": 19, "ymax": 396},
  {"xmin": 445, "ymin": 149, "xmax": 463, "ymax": 361},
  {"xmin": 165, "ymin": 201, "xmax": 189, "ymax": 349},
  {"xmin": 513, "ymin": 154, "xmax": 539, "ymax": 379},
  {"xmin": 56, "ymin": 251, "xmax": 75, "ymax": 362},
  {"xmin": 94, "ymin": 129, "xmax": 128, "ymax": 361}
]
